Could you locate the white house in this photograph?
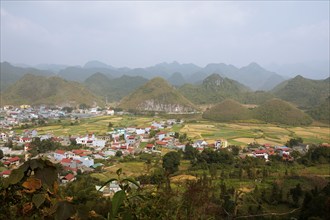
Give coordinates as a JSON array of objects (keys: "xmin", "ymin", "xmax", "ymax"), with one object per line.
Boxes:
[
  {"xmin": 54, "ymin": 150, "xmax": 66, "ymax": 161},
  {"xmin": 193, "ymin": 140, "xmax": 208, "ymax": 148},
  {"xmin": 74, "ymin": 156, "xmax": 94, "ymax": 167},
  {"xmin": 135, "ymin": 128, "xmax": 146, "ymax": 135}
]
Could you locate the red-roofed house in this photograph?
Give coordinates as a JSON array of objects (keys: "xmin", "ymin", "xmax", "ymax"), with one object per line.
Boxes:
[
  {"xmin": 156, "ymin": 141, "xmax": 167, "ymax": 146},
  {"xmin": 54, "ymin": 150, "xmax": 66, "ymax": 161},
  {"xmin": 5, "ymin": 156, "xmax": 21, "ymax": 166},
  {"xmin": 146, "ymin": 143, "xmax": 155, "ymax": 151},
  {"xmin": 254, "ymin": 150, "xmax": 268, "ymax": 160},
  {"xmin": 0, "ymin": 170, "xmax": 12, "ymax": 178},
  {"xmin": 19, "ymin": 137, "xmax": 31, "ymax": 143},
  {"xmin": 61, "ymin": 158, "xmax": 72, "ymax": 166},
  {"xmin": 62, "ymin": 173, "xmax": 76, "ymax": 183},
  {"xmin": 126, "ymin": 135, "xmax": 136, "ymax": 145}
]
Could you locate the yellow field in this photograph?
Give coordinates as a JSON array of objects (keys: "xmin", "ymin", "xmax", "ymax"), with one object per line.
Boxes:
[{"xmin": 16, "ymin": 115, "xmax": 329, "ymax": 146}]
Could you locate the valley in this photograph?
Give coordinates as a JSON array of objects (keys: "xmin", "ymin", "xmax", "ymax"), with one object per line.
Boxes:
[{"xmin": 13, "ymin": 114, "xmax": 330, "ymax": 146}]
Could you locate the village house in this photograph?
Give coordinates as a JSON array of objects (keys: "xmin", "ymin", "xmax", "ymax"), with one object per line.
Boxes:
[
  {"xmin": 145, "ymin": 143, "xmax": 156, "ymax": 151},
  {"xmin": 193, "ymin": 140, "xmax": 208, "ymax": 149},
  {"xmin": 62, "ymin": 173, "xmax": 76, "ymax": 183},
  {"xmin": 3, "ymin": 156, "xmax": 21, "ymax": 167},
  {"xmin": 0, "ymin": 170, "xmax": 12, "ymax": 178},
  {"xmin": 155, "ymin": 131, "xmax": 166, "ymax": 141}
]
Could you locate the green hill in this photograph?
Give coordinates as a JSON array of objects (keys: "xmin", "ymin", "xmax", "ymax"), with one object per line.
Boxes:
[
  {"xmin": 84, "ymin": 73, "xmax": 148, "ymax": 102},
  {"xmin": 118, "ymin": 77, "xmax": 197, "ymax": 113},
  {"xmin": 1, "ymin": 74, "xmax": 102, "ymax": 106},
  {"xmin": 202, "ymin": 99, "xmax": 253, "ymax": 122},
  {"xmin": 179, "ymin": 73, "xmax": 251, "ymax": 104},
  {"xmin": 272, "ymin": 75, "xmax": 329, "ymax": 108},
  {"xmin": 253, "ymin": 99, "xmax": 313, "ymax": 126},
  {"xmin": 306, "ymin": 96, "xmax": 330, "ymax": 124}
]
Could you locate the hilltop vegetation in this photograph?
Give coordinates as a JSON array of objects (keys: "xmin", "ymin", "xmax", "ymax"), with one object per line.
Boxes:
[
  {"xmin": 203, "ymin": 99, "xmax": 252, "ymax": 122},
  {"xmin": 179, "ymin": 74, "xmax": 250, "ymax": 104},
  {"xmin": 272, "ymin": 75, "xmax": 330, "ymax": 108},
  {"xmin": 307, "ymin": 96, "xmax": 330, "ymax": 124},
  {"xmin": 253, "ymin": 99, "xmax": 313, "ymax": 126},
  {"xmin": 119, "ymin": 77, "xmax": 196, "ymax": 113},
  {"xmin": 1, "ymin": 74, "xmax": 102, "ymax": 106},
  {"xmin": 203, "ymin": 98, "xmax": 313, "ymax": 126}
]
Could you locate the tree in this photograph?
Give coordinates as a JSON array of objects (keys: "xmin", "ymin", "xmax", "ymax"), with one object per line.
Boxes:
[
  {"xmin": 116, "ymin": 150, "xmax": 123, "ymax": 157},
  {"xmin": 62, "ymin": 106, "xmax": 73, "ymax": 113},
  {"xmin": 179, "ymin": 133, "xmax": 188, "ymax": 143},
  {"xmin": 184, "ymin": 144, "xmax": 198, "ymax": 160},
  {"xmin": 286, "ymin": 137, "xmax": 303, "ymax": 147},
  {"xmin": 162, "ymin": 152, "xmax": 181, "ymax": 174},
  {"xmin": 5, "ymin": 139, "xmax": 13, "ymax": 148},
  {"xmin": 290, "ymin": 183, "xmax": 303, "ymax": 206},
  {"xmin": 209, "ymin": 164, "xmax": 218, "ymax": 179},
  {"xmin": 229, "ymin": 145, "xmax": 240, "ymax": 156},
  {"xmin": 79, "ymin": 103, "xmax": 89, "ymax": 110}
]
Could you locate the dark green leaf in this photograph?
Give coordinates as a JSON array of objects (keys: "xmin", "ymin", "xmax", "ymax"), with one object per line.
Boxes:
[
  {"xmin": 29, "ymin": 159, "xmax": 44, "ymax": 170},
  {"xmin": 54, "ymin": 201, "xmax": 76, "ymax": 220},
  {"xmin": 8, "ymin": 168, "xmax": 25, "ymax": 185},
  {"xmin": 111, "ymin": 190, "xmax": 125, "ymax": 219},
  {"xmin": 116, "ymin": 168, "xmax": 122, "ymax": 176},
  {"xmin": 35, "ymin": 166, "xmax": 57, "ymax": 191},
  {"xmin": 122, "ymin": 210, "xmax": 133, "ymax": 220},
  {"xmin": 122, "ymin": 178, "xmax": 140, "ymax": 189},
  {"xmin": 32, "ymin": 193, "xmax": 45, "ymax": 208}
]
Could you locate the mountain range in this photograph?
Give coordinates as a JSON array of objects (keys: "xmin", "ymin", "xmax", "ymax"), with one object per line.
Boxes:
[
  {"xmin": 1, "ymin": 61, "xmax": 329, "ymax": 123},
  {"xmin": 1, "ymin": 61, "xmax": 287, "ymax": 91}
]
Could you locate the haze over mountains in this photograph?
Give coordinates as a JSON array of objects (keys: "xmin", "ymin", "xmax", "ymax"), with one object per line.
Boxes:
[
  {"xmin": 1, "ymin": 60, "xmax": 328, "ymax": 92},
  {"xmin": 0, "ymin": 60, "xmax": 329, "ymax": 124}
]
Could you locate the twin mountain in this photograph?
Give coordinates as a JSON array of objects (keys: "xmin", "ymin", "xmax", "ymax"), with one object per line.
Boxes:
[{"xmin": 1, "ymin": 61, "xmax": 329, "ymax": 124}]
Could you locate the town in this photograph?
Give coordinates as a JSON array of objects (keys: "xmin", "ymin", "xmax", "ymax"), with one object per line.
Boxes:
[{"xmin": 0, "ymin": 104, "xmax": 322, "ymax": 190}]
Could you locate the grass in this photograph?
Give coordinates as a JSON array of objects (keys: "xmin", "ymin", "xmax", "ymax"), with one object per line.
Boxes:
[{"xmin": 91, "ymin": 161, "xmax": 146, "ymax": 182}]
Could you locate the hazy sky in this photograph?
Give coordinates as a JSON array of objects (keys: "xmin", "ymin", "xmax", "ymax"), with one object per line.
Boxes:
[{"xmin": 1, "ymin": 1, "xmax": 329, "ymax": 68}]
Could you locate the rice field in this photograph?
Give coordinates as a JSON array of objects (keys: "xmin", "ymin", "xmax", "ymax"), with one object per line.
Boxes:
[{"xmin": 15, "ymin": 115, "xmax": 329, "ymax": 146}]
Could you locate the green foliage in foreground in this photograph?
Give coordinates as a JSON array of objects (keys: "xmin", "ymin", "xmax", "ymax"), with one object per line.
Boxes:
[{"xmin": 1, "ymin": 146, "xmax": 329, "ymax": 219}]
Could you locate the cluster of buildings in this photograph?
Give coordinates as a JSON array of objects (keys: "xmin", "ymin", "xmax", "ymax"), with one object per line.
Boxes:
[
  {"xmin": 0, "ymin": 111, "xmax": 318, "ymax": 185},
  {"xmin": 0, "ymin": 105, "xmax": 116, "ymax": 130},
  {"xmin": 241, "ymin": 143, "xmax": 310, "ymax": 161}
]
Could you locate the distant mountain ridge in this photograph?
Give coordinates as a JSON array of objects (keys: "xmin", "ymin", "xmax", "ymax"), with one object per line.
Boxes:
[
  {"xmin": 1, "ymin": 61, "xmax": 288, "ymax": 91},
  {"xmin": 0, "ymin": 62, "xmax": 54, "ymax": 91},
  {"xmin": 84, "ymin": 73, "xmax": 148, "ymax": 102}
]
